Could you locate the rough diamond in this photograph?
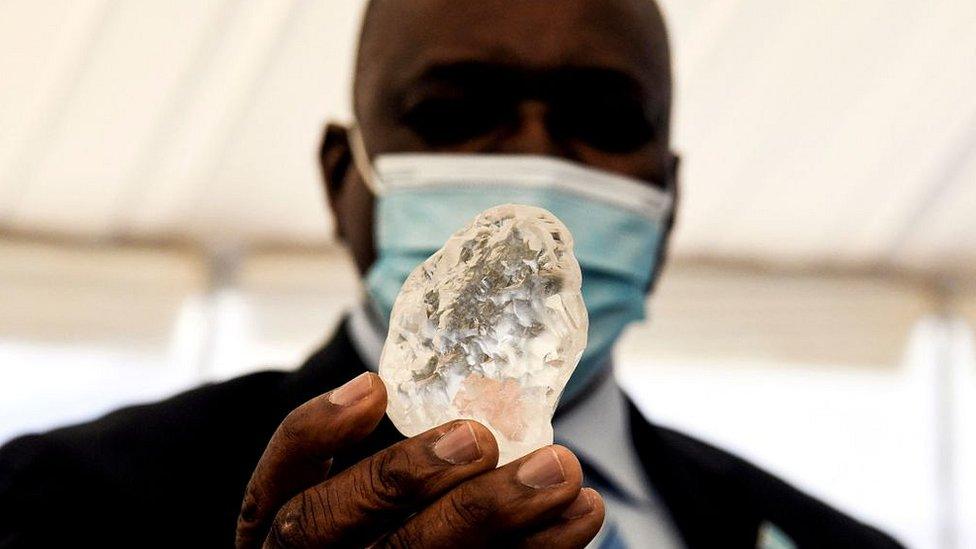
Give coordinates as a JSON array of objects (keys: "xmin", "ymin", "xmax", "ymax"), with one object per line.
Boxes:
[{"xmin": 378, "ymin": 204, "xmax": 588, "ymax": 464}]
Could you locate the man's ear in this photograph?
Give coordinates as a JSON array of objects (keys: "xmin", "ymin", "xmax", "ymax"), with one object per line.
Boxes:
[{"xmin": 319, "ymin": 123, "xmax": 354, "ymax": 238}]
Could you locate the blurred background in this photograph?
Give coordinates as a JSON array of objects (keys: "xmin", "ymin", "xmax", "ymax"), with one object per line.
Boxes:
[{"xmin": 1, "ymin": 1, "xmax": 974, "ymax": 547}]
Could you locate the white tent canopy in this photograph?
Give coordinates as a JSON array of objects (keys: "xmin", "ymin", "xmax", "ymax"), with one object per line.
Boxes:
[{"xmin": 1, "ymin": 0, "xmax": 975, "ymax": 280}]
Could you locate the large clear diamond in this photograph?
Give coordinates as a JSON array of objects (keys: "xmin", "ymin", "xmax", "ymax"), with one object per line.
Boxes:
[{"xmin": 379, "ymin": 204, "xmax": 588, "ymax": 464}]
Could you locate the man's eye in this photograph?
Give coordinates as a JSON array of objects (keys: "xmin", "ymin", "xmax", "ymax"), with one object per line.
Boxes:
[
  {"xmin": 402, "ymin": 98, "xmax": 511, "ymax": 147},
  {"xmin": 551, "ymin": 96, "xmax": 656, "ymax": 153}
]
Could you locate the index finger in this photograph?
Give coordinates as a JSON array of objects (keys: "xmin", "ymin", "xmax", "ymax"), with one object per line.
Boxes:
[{"xmin": 235, "ymin": 372, "xmax": 387, "ymax": 548}]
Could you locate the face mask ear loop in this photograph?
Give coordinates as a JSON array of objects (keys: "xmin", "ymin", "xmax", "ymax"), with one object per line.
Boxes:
[{"xmin": 349, "ymin": 123, "xmax": 385, "ymax": 196}]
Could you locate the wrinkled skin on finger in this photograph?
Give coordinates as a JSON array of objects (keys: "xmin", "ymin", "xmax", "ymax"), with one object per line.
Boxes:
[
  {"xmin": 375, "ymin": 446, "xmax": 605, "ymax": 548},
  {"xmin": 263, "ymin": 419, "xmax": 499, "ymax": 547}
]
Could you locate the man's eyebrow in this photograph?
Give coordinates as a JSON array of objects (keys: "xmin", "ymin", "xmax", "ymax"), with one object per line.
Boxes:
[
  {"xmin": 409, "ymin": 60, "xmax": 515, "ymax": 86},
  {"xmin": 407, "ymin": 60, "xmax": 647, "ymax": 95},
  {"xmin": 549, "ymin": 66, "xmax": 646, "ymax": 94}
]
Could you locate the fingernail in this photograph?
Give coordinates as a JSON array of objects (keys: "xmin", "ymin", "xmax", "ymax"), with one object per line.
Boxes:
[
  {"xmin": 517, "ymin": 448, "xmax": 566, "ymax": 488},
  {"xmin": 433, "ymin": 422, "xmax": 482, "ymax": 464},
  {"xmin": 561, "ymin": 489, "xmax": 594, "ymax": 519},
  {"xmin": 329, "ymin": 373, "xmax": 373, "ymax": 406}
]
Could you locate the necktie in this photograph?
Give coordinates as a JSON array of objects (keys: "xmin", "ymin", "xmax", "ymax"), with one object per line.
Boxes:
[
  {"xmin": 594, "ymin": 520, "xmax": 629, "ymax": 549},
  {"xmin": 559, "ymin": 442, "xmax": 634, "ymax": 549}
]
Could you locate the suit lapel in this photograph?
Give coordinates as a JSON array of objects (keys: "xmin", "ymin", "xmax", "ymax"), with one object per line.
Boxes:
[{"xmin": 626, "ymin": 398, "xmax": 762, "ymax": 548}]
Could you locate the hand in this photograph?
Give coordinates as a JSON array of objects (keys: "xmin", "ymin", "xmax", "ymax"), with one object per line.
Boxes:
[{"xmin": 235, "ymin": 372, "xmax": 605, "ymax": 548}]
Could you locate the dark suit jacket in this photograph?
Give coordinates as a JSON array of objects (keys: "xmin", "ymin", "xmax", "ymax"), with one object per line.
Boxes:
[{"xmin": 0, "ymin": 320, "xmax": 903, "ymax": 548}]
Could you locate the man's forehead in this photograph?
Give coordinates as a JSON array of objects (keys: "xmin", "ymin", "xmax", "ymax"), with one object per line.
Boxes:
[{"xmin": 356, "ymin": 0, "xmax": 671, "ymax": 103}]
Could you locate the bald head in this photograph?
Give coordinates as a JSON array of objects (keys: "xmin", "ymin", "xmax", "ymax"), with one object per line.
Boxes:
[
  {"xmin": 354, "ymin": 0, "xmax": 673, "ymax": 147},
  {"xmin": 356, "ymin": 0, "xmax": 672, "ymax": 73}
]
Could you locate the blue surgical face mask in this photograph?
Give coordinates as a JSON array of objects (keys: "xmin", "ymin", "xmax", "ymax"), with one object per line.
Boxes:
[{"xmin": 351, "ymin": 129, "xmax": 672, "ymax": 402}]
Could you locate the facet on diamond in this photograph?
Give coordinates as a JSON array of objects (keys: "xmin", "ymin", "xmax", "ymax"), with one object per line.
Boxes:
[{"xmin": 378, "ymin": 204, "xmax": 588, "ymax": 464}]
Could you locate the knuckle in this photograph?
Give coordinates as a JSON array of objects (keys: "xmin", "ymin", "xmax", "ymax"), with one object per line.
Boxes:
[
  {"xmin": 443, "ymin": 486, "xmax": 494, "ymax": 529},
  {"xmin": 366, "ymin": 445, "xmax": 422, "ymax": 508},
  {"xmin": 235, "ymin": 484, "xmax": 263, "ymax": 545},
  {"xmin": 235, "ymin": 479, "xmax": 272, "ymax": 548},
  {"xmin": 267, "ymin": 499, "xmax": 311, "ymax": 549},
  {"xmin": 238, "ymin": 482, "xmax": 261, "ymax": 525},
  {"xmin": 277, "ymin": 410, "xmax": 310, "ymax": 447}
]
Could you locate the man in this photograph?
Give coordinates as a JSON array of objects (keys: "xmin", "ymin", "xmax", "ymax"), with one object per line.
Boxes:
[{"xmin": 0, "ymin": 1, "xmax": 903, "ymax": 547}]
